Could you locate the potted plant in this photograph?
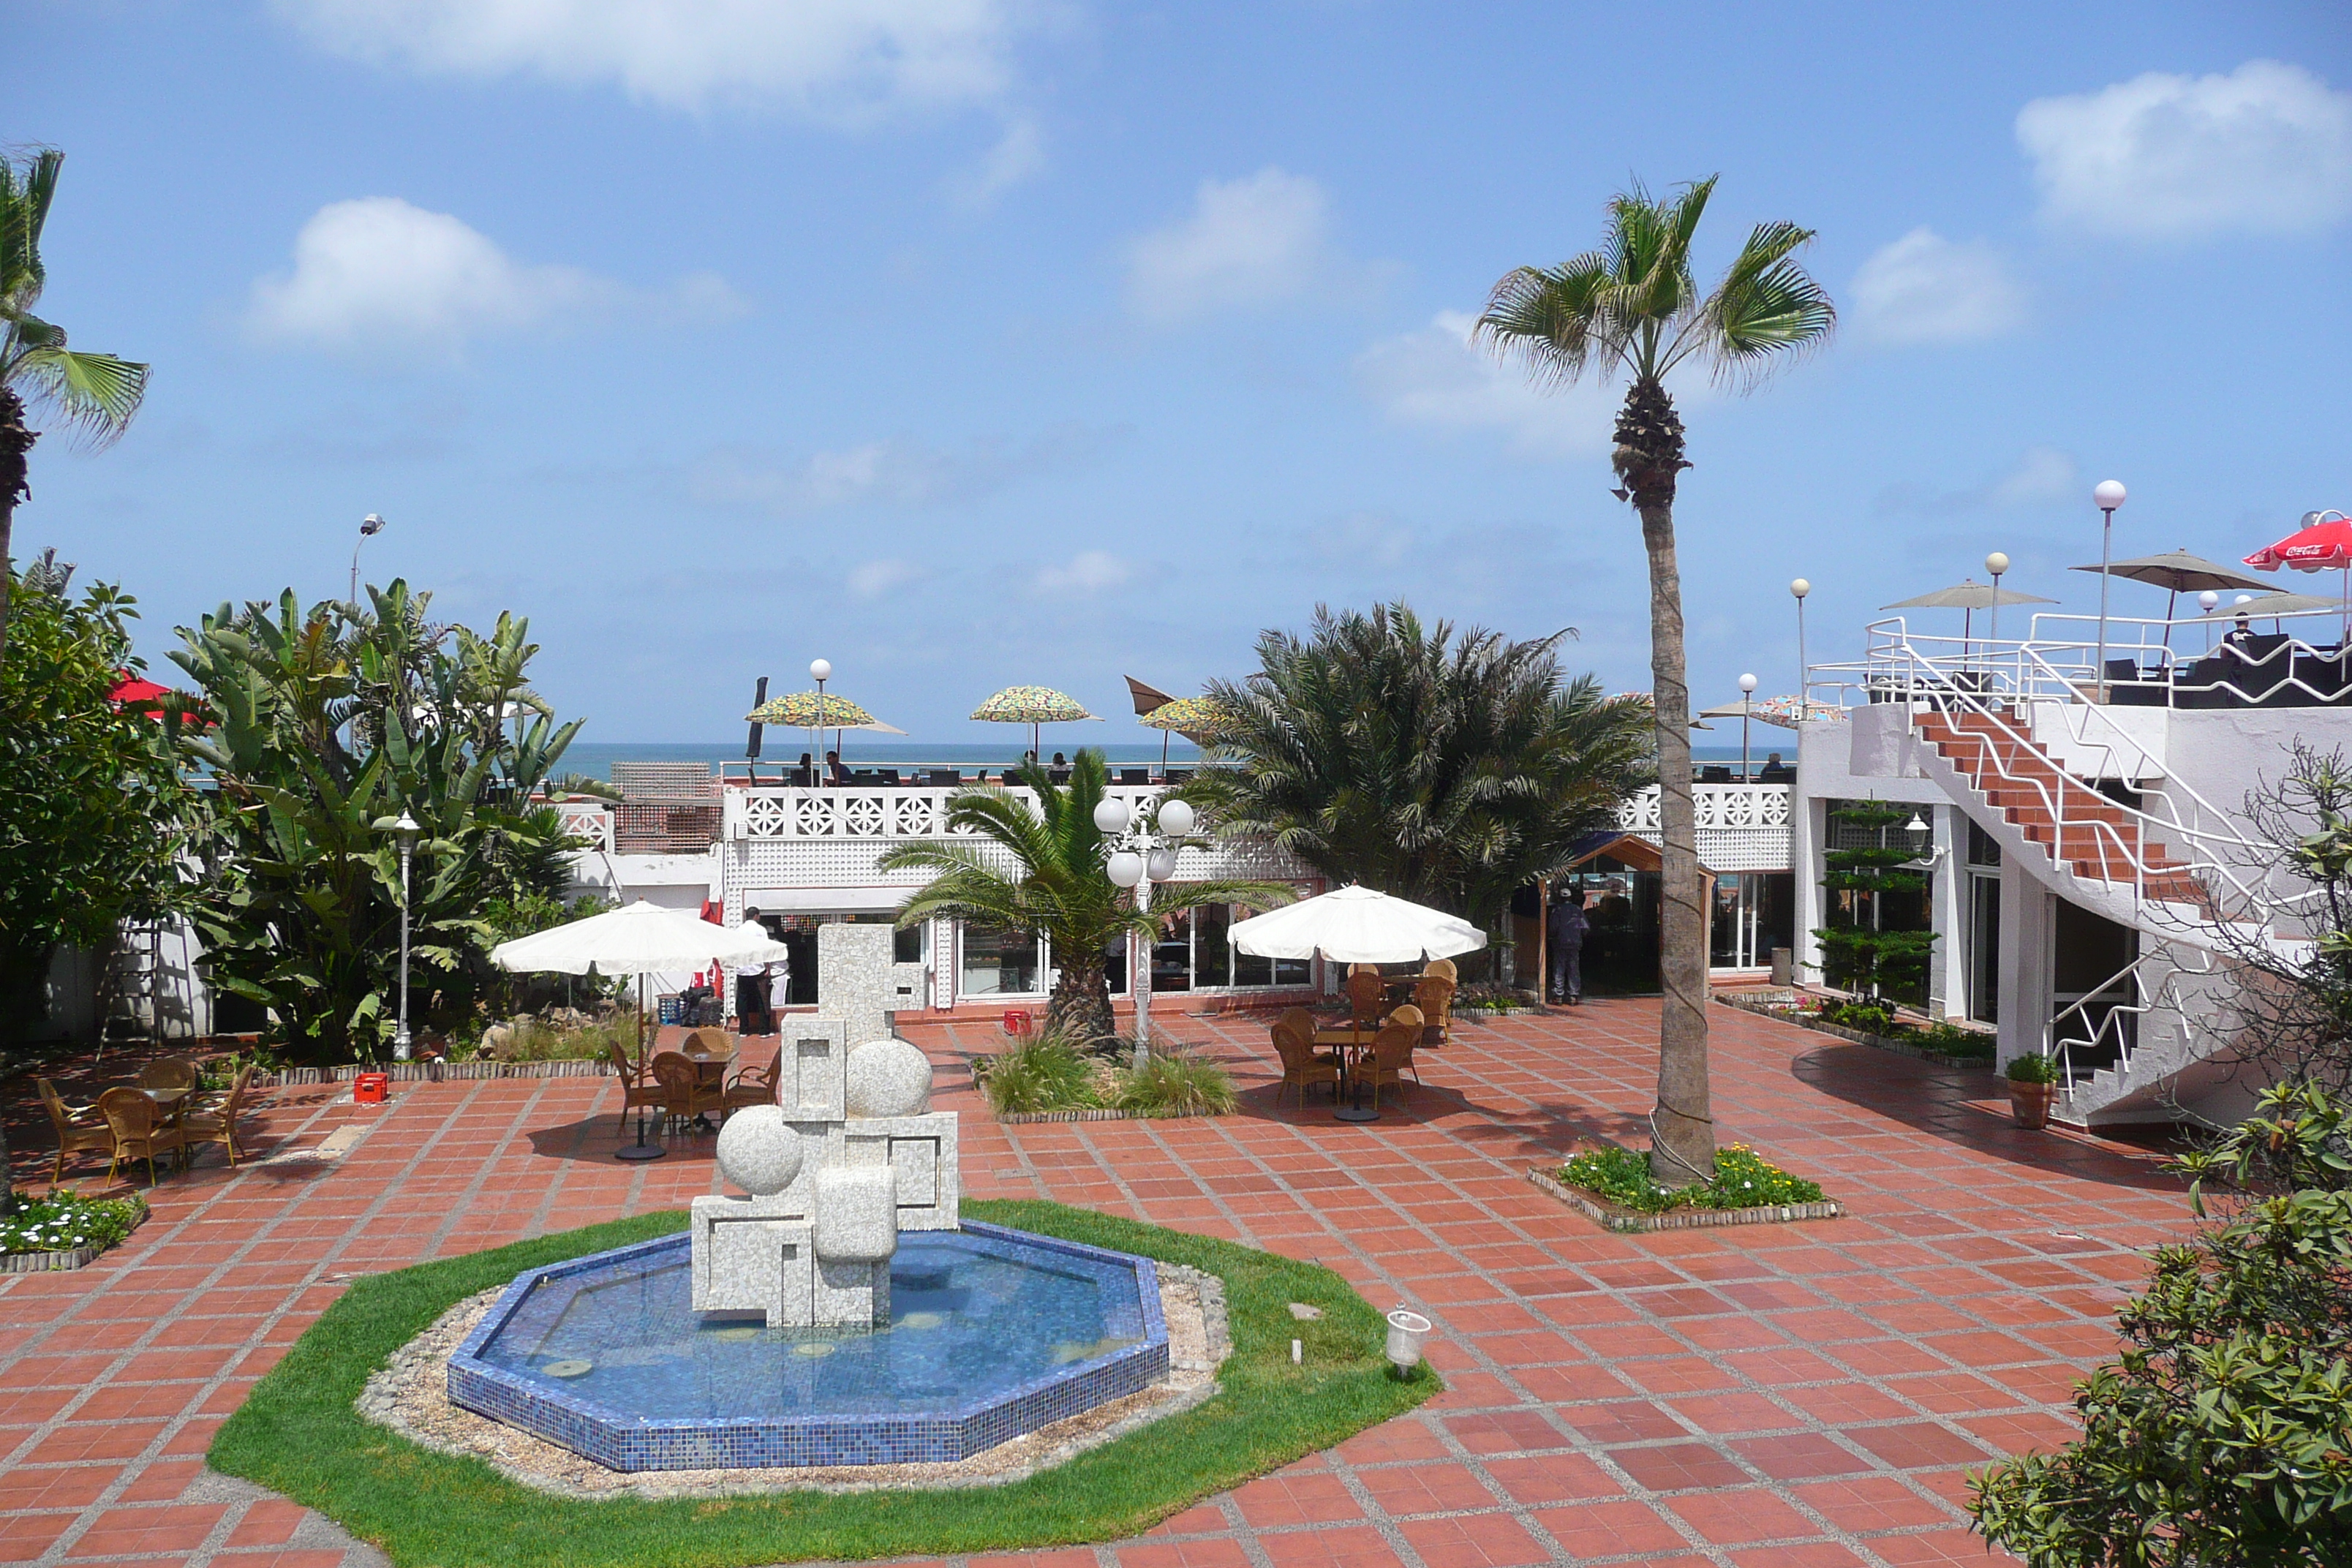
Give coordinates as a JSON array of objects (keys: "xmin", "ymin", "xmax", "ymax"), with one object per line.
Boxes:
[{"xmin": 2003, "ymin": 1052, "xmax": 2061, "ymax": 1129}]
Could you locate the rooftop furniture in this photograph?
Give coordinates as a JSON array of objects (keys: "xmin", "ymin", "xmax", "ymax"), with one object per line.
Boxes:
[
  {"xmin": 1270, "ymin": 1015, "xmax": 1341, "ymax": 1109},
  {"xmin": 98, "ymin": 1085, "xmax": 189, "ymax": 1186},
  {"xmin": 649, "ymin": 1050, "xmax": 723, "ymax": 1133},
  {"xmin": 37, "ymin": 1077, "xmax": 111, "ymax": 1185},
  {"xmin": 136, "ymin": 1058, "xmax": 200, "ymax": 1092},
  {"xmin": 1117, "ymin": 768, "xmax": 1148, "ymax": 785},
  {"xmin": 603, "ymin": 1039, "xmax": 665, "ymax": 1132},
  {"xmin": 181, "ymin": 1065, "xmax": 257, "ymax": 1168}
]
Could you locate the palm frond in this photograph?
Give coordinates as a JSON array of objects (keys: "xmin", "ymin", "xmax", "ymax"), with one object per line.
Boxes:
[{"xmin": 9, "ymin": 342, "xmax": 149, "ymax": 445}]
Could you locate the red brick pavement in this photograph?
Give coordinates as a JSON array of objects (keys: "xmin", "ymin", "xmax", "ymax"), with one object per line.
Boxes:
[{"xmin": 1, "ymin": 1002, "xmax": 2193, "ymax": 1567}]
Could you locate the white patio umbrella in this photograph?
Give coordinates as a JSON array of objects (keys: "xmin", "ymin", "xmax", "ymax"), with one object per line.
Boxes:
[
  {"xmin": 491, "ymin": 901, "xmax": 789, "ymax": 1058},
  {"xmin": 1228, "ymin": 885, "xmax": 1485, "ymax": 965}
]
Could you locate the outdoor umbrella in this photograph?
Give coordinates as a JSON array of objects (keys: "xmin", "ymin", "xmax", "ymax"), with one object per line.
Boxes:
[
  {"xmin": 491, "ymin": 900, "xmax": 790, "ymax": 1068},
  {"xmin": 2068, "ymin": 548, "xmax": 2269, "ymax": 647},
  {"xmin": 970, "ymin": 685, "xmax": 1102, "ymax": 762},
  {"xmin": 2245, "ymin": 511, "xmax": 2352, "ymax": 638},
  {"xmin": 1139, "ymin": 695, "xmax": 1237, "ymax": 770},
  {"xmin": 1124, "ymin": 675, "xmax": 1175, "ymax": 715},
  {"xmin": 745, "ymin": 690, "xmax": 905, "ymax": 772},
  {"xmin": 1752, "ymin": 695, "xmax": 1842, "ymax": 726},
  {"xmin": 1881, "ymin": 579, "xmax": 2059, "ymax": 653},
  {"xmin": 1228, "ymin": 885, "xmax": 1485, "ymax": 965}
]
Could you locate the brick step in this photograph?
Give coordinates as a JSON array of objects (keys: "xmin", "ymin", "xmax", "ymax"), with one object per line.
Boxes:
[{"xmin": 1984, "ymin": 795, "xmax": 2126, "ymax": 822}]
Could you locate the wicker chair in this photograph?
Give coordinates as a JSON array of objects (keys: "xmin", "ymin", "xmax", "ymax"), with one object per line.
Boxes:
[
  {"xmin": 1345, "ymin": 968, "xmax": 1387, "ymax": 1035},
  {"xmin": 136, "ymin": 1058, "xmax": 200, "ymax": 1092},
  {"xmin": 98, "ymin": 1086, "xmax": 189, "ymax": 1186},
  {"xmin": 1424, "ymin": 957, "xmax": 1458, "ymax": 984},
  {"xmin": 1270, "ymin": 1017, "xmax": 1342, "ymax": 1109},
  {"xmin": 181, "ymin": 1066, "xmax": 256, "ymax": 1168},
  {"xmin": 38, "ymin": 1077, "xmax": 113, "ymax": 1185},
  {"xmin": 604, "ymin": 1039, "xmax": 664, "ymax": 1132},
  {"xmin": 649, "ymin": 1050, "xmax": 723, "ymax": 1132},
  {"xmin": 723, "ymin": 1044, "xmax": 783, "ymax": 1116},
  {"xmin": 1411, "ymin": 976, "xmax": 1456, "ymax": 1044},
  {"xmin": 1363, "ymin": 1008, "xmax": 1423, "ymax": 1108}
]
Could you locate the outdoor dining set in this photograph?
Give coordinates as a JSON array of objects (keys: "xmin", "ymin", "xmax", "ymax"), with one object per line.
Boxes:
[
  {"xmin": 1269, "ymin": 959, "xmax": 1458, "ymax": 1121},
  {"xmin": 37, "ymin": 1058, "xmax": 257, "ymax": 1186}
]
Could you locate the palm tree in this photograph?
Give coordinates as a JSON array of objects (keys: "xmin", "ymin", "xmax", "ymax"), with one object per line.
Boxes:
[
  {"xmin": 1, "ymin": 148, "xmax": 150, "ymax": 666},
  {"xmin": 1192, "ymin": 602, "xmax": 1654, "ymax": 965},
  {"xmin": 878, "ymin": 749, "xmax": 1294, "ymax": 1043},
  {"xmin": 1474, "ymin": 178, "xmax": 1833, "ymax": 1182}
]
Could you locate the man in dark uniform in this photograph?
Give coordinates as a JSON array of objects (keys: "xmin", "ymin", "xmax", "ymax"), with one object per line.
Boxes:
[{"xmin": 1547, "ymin": 889, "xmax": 1588, "ymax": 1005}]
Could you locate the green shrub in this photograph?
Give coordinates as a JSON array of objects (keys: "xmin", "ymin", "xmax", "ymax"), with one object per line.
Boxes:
[
  {"xmin": 973, "ymin": 1030, "xmax": 1104, "ymax": 1114},
  {"xmin": 497, "ymin": 1013, "xmax": 640, "ymax": 1063},
  {"xmin": 1917, "ymin": 1019, "xmax": 1995, "ymax": 1058},
  {"xmin": 1, "ymin": 1189, "xmax": 146, "ymax": 1256},
  {"xmin": 1970, "ymin": 1082, "xmax": 2352, "ymax": 1561},
  {"xmin": 1557, "ymin": 1143, "xmax": 1825, "ymax": 1214},
  {"xmin": 1112, "ymin": 1050, "xmax": 1239, "ymax": 1117},
  {"xmin": 1821, "ymin": 1000, "xmax": 1896, "ymax": 1034},
  {"xmin": 2005, "ymin": 1052, "xmax": 2060, "ymax": 1085}
]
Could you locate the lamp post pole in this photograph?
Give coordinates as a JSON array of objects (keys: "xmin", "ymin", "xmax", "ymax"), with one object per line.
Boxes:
[
  {"xmin": 1100, "ymin": 794, "xmax": 1196, "ymax": 1068},
  {"xmin": 1790, "ymin": 579, "xmax": 1810, "ymax": 709},
  {"xmin": 1986, "ymin": 552, "xmax": 2010, "ymax": 698},
  {"xmin": 2198, "ymin": 590, "xmax": 2220, "ymax": 654},
  {"xmin": 2092, "ymin": 480, "xmax": 2127, "ymax": 700},
  {"xmin": 350, "ymin": 513, "xmax": 385, "ymax": 606},
  {"xmin": 1737, "ymin": 674, "xmax": 1757, "ymax": 780},
  {"xmin": 810, "ymin": 657, "xmax": 831, "ymax": 776},
  {"xmin": 393, "ymin": 812, "xmax": 420, "ymax": 1061}
]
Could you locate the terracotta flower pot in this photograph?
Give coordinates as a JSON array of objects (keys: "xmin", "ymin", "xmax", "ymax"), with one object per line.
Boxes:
[{"xmin": 2007, "ymin": 1080, "xmax": 2057, "ymax": 1130}]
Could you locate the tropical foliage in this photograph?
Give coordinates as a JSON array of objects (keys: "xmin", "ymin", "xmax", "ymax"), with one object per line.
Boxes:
[
  {"xmin": 1190, "ymin": 601, "xmax": 1653, "ymax": 961},
  {"xmin": 1971, "ymin": 1081, "xmax": 2352, "ymax": 1563},
  {"xmin": 1812, "ymin": 796, "xmax": 1936, "ymax": 1004},
  {"xmin": 173, "ymin": 581, "xmax": 586, "ymax": 1061},
  {"xmin": 1, "ymin": 149, "xmax": 149, "ymax": 665},
  {"xmin": 879, "ymin": 750, "xmax": 1293, "ymax": 1042},
  {"xmin": 0, "ymin": 564, "xmax": 192, "ymax": 1044},
  {"xmin": 1475, "ymin": 176, "xmax": 1833, "ymax": 1180}
]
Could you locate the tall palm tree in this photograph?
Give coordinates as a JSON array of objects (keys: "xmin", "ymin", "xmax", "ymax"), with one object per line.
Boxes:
[
  {"xmin": 878, "ymin": 749, "xmax": 1293, "ymax": 1043},
  {"xmin": 1474, "ymin": 177, "xmax": 1833, "ymax": 1182},
  {"xmin": 1191, "ymin": 601, "xmax": 1654, "ymax": 960},
  {"xmin": 1, "ymin": 148, "xmax": 150, "ymax": 665}
]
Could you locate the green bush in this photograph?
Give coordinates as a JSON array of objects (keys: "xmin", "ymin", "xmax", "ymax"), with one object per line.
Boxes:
[
  {"xmin": 2005, "ymin": 1052, "xmax": 2061, "ymax": 1085},
  {"xmin": 490, "ymin": 1013, "xmax": 640, "ymax": 1063},
  {"xmin": 1970, "ymin": 1082, "xmax": 2352, "ymax": 1562},
  {"xmin": 1558, "ymin": 1143, "xmax": 1825, "ymax": 1214},
  {"xmin": 973, "ymin": 1030, "xmax": 1104, "ymax": 1114},
  {"xmin": 1819, "ymin": 1000, "xmax": 1896, "ymax": 1033},
  {"xmin": 1, "ymin": 1189, "xmax": 146, "ymax": 1256},
  {"xmin": 1917, "ymin": 1019, "xmax": 1995, "ymax": 1058},
  {"xmin": 1112, "ymin": 1050, "xmax": 1238, "ymax": 1117}
]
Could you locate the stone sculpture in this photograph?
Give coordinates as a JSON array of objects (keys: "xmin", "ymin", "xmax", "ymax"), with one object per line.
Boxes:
[{"xmin": 689, "ymin": 1033, "xmax": 959, "ymax": 1329}]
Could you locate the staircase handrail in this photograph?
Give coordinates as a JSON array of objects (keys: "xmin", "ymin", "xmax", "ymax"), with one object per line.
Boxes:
[{"xmin": 1872, "ymin": 624, "xmax": 2265, "ymax": 924}]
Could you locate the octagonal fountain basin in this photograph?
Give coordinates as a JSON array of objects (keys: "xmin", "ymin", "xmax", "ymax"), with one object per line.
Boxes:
[{"xmin": 447, "ymin": 1221, "xmax": 1168, "ymax": 1471}]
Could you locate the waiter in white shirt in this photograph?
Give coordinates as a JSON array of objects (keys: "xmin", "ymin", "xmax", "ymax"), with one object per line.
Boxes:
[
  {"xmin": 734, "ymin": 907, "xmax": 772, "ymax": 1035},
  {"xmin": 766, "ymin": 948, "xmax": 791, "ymax": 1030}
]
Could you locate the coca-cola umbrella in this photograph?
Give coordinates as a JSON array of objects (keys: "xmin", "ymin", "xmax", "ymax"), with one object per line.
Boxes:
[{"xmin": 2244, "ymin": 511, "xmax": 2352, "ymax": 638}]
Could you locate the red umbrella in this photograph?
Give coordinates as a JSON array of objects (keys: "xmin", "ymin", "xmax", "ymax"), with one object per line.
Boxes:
[
  {"xmin": 106, "ymin": 675, "xmax": 171, "ymax": 708},
  {"xmin": 2245, "ymin": 510, "xmax": 2352, "ymax": 638}
]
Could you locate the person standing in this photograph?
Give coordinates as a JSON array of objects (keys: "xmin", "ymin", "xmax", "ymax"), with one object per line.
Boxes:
[
  {"xmin": 1548, "ymin": 889, "xmax": 1589, "ymax": 1006},
  {"xmin": 766, "ymin": 946, "xmax": 792, "ymax": 1030},
  {"xmin": 735, "ymin": 907, "xmax": 772, "ymax": 1035}
]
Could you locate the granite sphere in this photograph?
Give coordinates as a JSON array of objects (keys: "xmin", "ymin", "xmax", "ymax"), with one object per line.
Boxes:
[
  {"xmin": 846, "ymin": 1039, "xmax": 932, "ymax": 1117},
  {"xmin": 715, "ymin": 1105, "xmax": 804, "ymax": 1195}
]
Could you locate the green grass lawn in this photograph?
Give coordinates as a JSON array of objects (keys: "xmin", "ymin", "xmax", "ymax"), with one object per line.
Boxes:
[{"xmin": 208, "ymin": 1199, "xmax": 1436, "ymax": 1568}]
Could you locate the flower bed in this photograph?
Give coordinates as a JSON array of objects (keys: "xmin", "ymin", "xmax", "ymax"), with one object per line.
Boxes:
[
  {"xmin": 973, "ymin": 1032, "xmax": 1237, "ymax": 1120},
  {"xmin": 0, "ymin": 1190, "xmax": 148, "ymax": 1273},
  {"xmin": 1715, "ymin": 991, "xmax": 1994, "ymax": 1068},
  {"xmin": 1531, "ymin": 1145, "xmax": 1841, "ymax": 1233}
]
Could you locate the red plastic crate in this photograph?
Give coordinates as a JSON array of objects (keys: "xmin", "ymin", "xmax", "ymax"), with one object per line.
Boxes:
[
  {"xmin": 353, "ymin": 1071, "xmax": 390, "ymax": 1104},
  {"xmin": 1001, "ymin": 1010, "xmax": 1034, "ymax": 1039}
]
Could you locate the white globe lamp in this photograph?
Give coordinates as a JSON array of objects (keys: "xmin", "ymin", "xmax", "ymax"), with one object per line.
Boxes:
[
  {"xmin": 1107, "ymin": 851, "xmax": 1144, "ymax": 889},
  {"xmin": 1093, "ymin": 797, "xmax": 1129, "ymax": 834},
  {"xmin": 2093, "ymin": 480, "xmax": 2127, "ymax": 511},
  {"xmin": 1147, "ymin": 847, "xmax": 1178, "ymax": 882},
  {"xmin": 1156, "ymin": 799, "xmax": 1195, "ymax": 837},
  {"xmin": 809, "ymin": 658, "xmax": 832, "ymax": 682}
]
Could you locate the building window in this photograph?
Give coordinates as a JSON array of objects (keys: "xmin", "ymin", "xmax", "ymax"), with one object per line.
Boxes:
[
  {"xmin": 1710, "ymin": 872, "xmax": 1795, "ymax": 970},
  {"xmin": 1151, "ymin": 897, "xmax": 1308, "ymax": 990},
  {"xmin": 960, "ymin": 925, "xmax": 1044, "ymax": 997},
  {"xmin": 1967, "ymin": 820, "xmax": 2002, "ymax": 869}
]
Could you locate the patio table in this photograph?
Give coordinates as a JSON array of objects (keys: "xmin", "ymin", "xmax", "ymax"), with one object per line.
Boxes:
[{"xmin": 682, "ymin": 1040, "xmax": 736, "ymax": 1130}]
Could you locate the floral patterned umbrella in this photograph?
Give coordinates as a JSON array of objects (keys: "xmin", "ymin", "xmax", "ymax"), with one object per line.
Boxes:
[
  {"xmin": 743, "ymin": 691, "xmax": 904, "ymax": 732},
  {"xmin": 969, "ymin": 685, "xmax": 1101, "ymax": 760}
]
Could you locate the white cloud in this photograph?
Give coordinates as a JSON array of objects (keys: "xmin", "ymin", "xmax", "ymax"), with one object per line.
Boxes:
[
  {"xmin": 690, "ymin": 425, "xmax": 1111, "ymax": 515},
  {"xmin": 1126, "ymin": 168, "xmax": 1340, "ymax": 323},
  {"xmin": 1850, "ymin": 229, "xmax": 2026, "ymax": 345},
  {"xmin": 848, "ymin": 558, "xmax": 924, "ymax": 599},
  {"xmin": 1033, "ymin": 549, "xmax": 1130, "ymax": 595},
  {"xmin": 2017, "ymin": 60, "xmax": 2352, "ymax": 239},
  {"xmin": 949, "ymin": 117, "xmax": 1045, "ymax": 208},
  {"xmin": 1354, "ymin": 310, "xmax": 1616, "ymax": 459},
  {"xmin": 246, "ymin": 197, "xmax": 740, "ymax": 356},
  {"xmin": 274, "ymin": 0, "xmax": 1039, "ymax": 120},
  {"xmin": 1991, "ymin": 445, "xmax": 2077, "ymax": 506}
]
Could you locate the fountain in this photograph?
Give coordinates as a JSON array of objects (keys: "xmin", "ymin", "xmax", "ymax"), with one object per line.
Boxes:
[{"xmin": 446, "ymin": 1034, "xmax": 1170, "ymax": 1471}]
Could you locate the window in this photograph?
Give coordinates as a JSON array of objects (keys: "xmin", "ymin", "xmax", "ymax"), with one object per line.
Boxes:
[
  {"xmin": 1967, "ymin": 821, "xmax": 2002, "ymax": 869},
  {"xmin": 960, "ymin": 926, "xmax": 1044, "ymax": 997},
  {"xmin": 1708, "ymin": 872, "xmax": 1794, "ymax": 970}
]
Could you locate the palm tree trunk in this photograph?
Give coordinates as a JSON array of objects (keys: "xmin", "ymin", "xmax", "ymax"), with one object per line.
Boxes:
[
  {"xmin": 1616, "ymin": 377, "xmax": 1716, "ymax": 1183},
  {"xmin": 1046, "ymin": 949, "xmax": 1116, "ymax": 1046},
  {"xmin": 0, "ymin": 385, "xmax": 35, "ymax": 668}
]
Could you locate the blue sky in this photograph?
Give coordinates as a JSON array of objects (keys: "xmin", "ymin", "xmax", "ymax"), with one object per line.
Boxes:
[{"xmin": 12, "ymin": 1, "xmax": 2351, "ymax": 745}]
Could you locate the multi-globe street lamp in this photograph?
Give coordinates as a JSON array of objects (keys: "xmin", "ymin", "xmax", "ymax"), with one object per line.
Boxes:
[
  {"xmin": 391, "ymin": 812, "xmax": 421, "ymax": 1061},
  {"xmin": 1094, "ymin": 794, "xmax": 1196, "ymax": 1066}
]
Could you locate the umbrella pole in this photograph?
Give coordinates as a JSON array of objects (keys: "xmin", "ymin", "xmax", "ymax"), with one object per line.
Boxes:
[{"xmin": 616, "ymin": 970, "xmax": 666, "ymax": 1160}]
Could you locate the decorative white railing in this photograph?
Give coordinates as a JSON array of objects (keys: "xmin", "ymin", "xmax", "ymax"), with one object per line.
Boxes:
[
  {"xmin": 1616, "ymin": 783, "xmax": 1793, "ymax": 834},
  {"xmin": 554, "ymin": 802, "xmax": 613, "ymax": 852},
  {"xmin": 730, "ymin": 785, "xmax": 1169, "ymax": 842}
]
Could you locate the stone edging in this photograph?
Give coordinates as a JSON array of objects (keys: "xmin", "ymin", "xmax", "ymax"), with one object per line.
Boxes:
[
  {"xmin": 1713, "ymin": 993, "xmax": 1993, "ymax": 1070},
  {"xmin": 1525, "ymin": 1167, "xmax": 1842, "ymax": 1234},
  {"xmin": 995, "ymin": 1107, "xmax": 1220, "ymax": 1125},
  {"xmin": 0, "ymin": 1202, "xmax": 151, "ymax": 1273},
  {"xmin": 246, "ymin": 1058, "xmax": 613, "ymax": 1088}
]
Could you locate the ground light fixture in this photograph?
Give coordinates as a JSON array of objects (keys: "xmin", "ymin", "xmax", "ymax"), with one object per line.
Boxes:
[
  {"xmin": 1384, "ymin": 1308, "xmax": 1431, "ymax": 1376},
  {"xmin": 2093, "ymin": 480, "xmax": 2127, "ymax": 697},
  {"xmin": 1096, "ymin": 795, "xmax": 1194, "ymax": 1063}
]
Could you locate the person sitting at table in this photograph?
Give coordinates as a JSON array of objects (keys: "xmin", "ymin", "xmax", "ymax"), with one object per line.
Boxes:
[
  {"xmin": 823, "ymin": 750, "xmax": 850, "ymax": 785},
  {"xmin": 2225, "ymin": 613, "xmax": 2256, "ymax": 649}
]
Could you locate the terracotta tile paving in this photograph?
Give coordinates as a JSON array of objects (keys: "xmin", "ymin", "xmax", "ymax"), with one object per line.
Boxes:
[{"xmin": 1, "ymin": 1001, "xmax": 2200, "ymax": 1567}]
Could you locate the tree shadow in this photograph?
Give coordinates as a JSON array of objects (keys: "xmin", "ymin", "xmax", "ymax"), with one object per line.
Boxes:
[{"xmin": 526, "ymin": 1113, "xmax": 715, "ymax": 1165}]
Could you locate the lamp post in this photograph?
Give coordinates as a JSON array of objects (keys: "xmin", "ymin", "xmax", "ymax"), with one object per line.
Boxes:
[
  {"xmin": 1986, "ymin": 552, "xmax": 2010, "ymax": 693},
  {"xmin": 1737, "ymin": 673, "xmax": 1757, "ymax": 779},
  {"xmin": 2092, "ymin": 480, "xmax": 2127, "ymax": 699},
  {"xmin": 1098, "ymin": 793, "xmax": 1196, "ymax": 1068},
  {"xmin": 1790, "ymin": 579, "xmax": 1811, "ymax": 706},
  {"xmin": 350, "ymin": 513, "xmax": 386, "ymax": 606},
  {"xmin": 809, "ymin": 657, "xmax": 832, "ymax": 775},
  {"xmin": 2198, "ymin": 589, "xmax": 2220, "ymax": 652},
  {"xmin": 392, "ymin": 812, "xmax": 420, "ymax": 1061}
]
